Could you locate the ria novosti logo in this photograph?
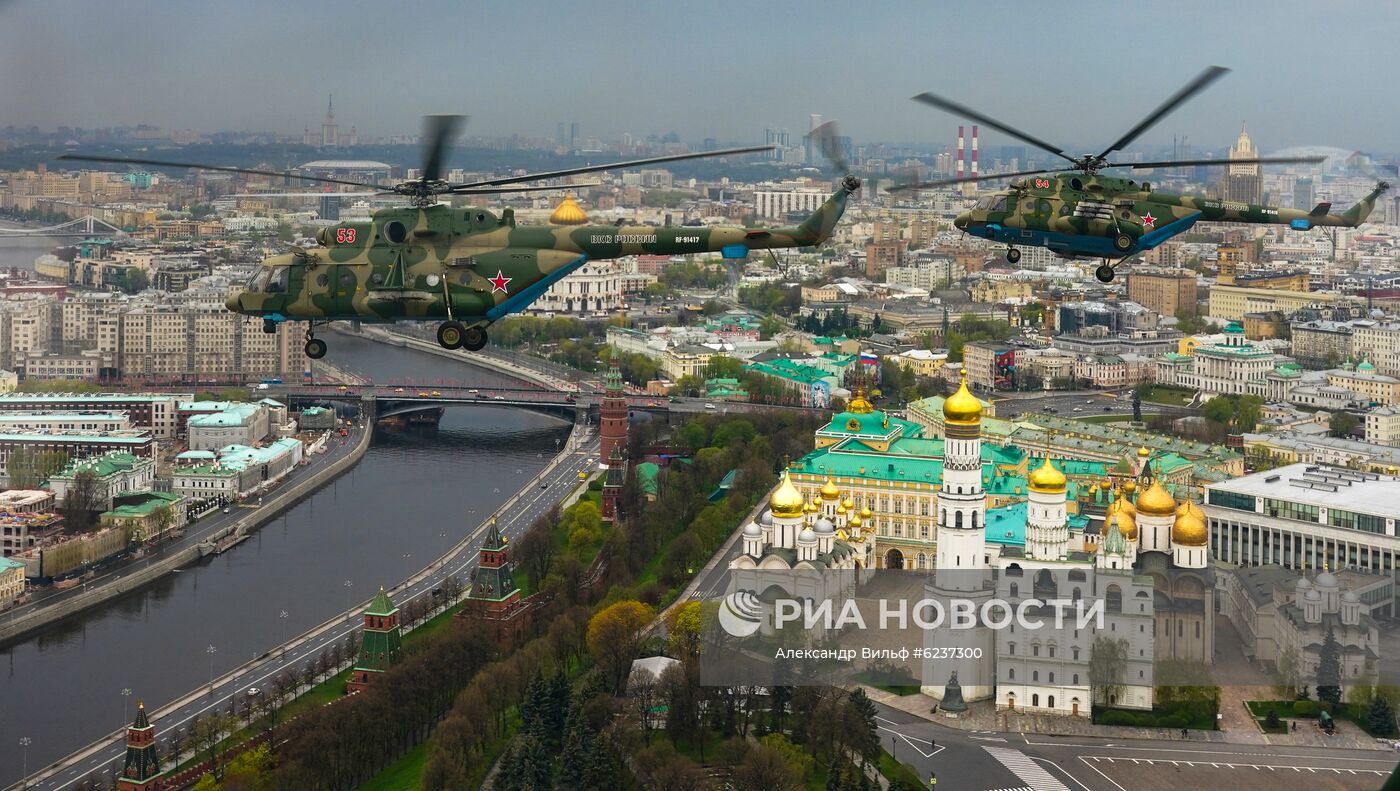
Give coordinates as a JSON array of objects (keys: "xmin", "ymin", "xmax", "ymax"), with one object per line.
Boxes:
[{"xmin": 718, "ymin": 590, "xmax": 765, "ymax": 637}]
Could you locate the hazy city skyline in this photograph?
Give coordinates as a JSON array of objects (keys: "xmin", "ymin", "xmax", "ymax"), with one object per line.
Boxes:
[{"xmin": 2, "ymin": 0, "xmax": 1398, "ymax": 156}]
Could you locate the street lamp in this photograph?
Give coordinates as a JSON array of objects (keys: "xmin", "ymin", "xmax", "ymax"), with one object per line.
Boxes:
[
  {"xmin": 279, "ymin": 610, "xmax": 289, "ymax": 655},
  {"xmin": 206, "ymin": 644, "xmax": 217, "ymax": 691},
  {"xmin": 121, "ymin": 687, "xmax": 132, "ymax": 725},
  {"xmin": 19, "ymin": 737, "xmax": 31, "ymax": 788},
  {"xmin": 343, "ymin": 580, "xmax": 353, "ymax": 622}
]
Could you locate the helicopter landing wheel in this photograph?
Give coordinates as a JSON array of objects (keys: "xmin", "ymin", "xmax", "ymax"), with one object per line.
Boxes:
[
  {"xmin": 1112, "ymin": 232, "xmax": 1133, "ymax": 253},
  {"xmin": 461, "ymin": 326, "xmax": 487, "ymax": 352},
  {"xmin": 436, "ymin": 320, "xmax": 466, "ymax": 350},
  {"xmin": 304, "ymin": 338, "xmax": 327, "ymax": 359},
  {"xmin": 262, "ymin": 319, "xmax": 277, "ymax": 334},
  {"xmin": 1006, "ymin": 247, "xmax": 1021, "ymax": 264},
  {"xmin": 1095, "ymin": 265, "xmax": 1116, "ymax": 284}
]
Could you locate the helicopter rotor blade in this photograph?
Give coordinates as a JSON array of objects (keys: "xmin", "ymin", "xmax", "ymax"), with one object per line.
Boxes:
[
  {"xmin": 420, "ymin": 114, "xmax": 466, "ymax": 185},
  {"xmin": 810, "ymin": 120, "xmax": 849, "ymax": 175},
  {"xmin": 451, "ymin": 181, "xmax": 602, "ymax": 195},
  {"xmin": 910, "ymin": 91, "xmax": 1076, "ymax": 167},
  {"xmin": 55, "ymin": 154, "xmax": 397, "ymax": 191},
  {"xmin": 1094, "ymin": 65, "xmax": 1229, "ymax": 162},
  {"xmin": 888, "ymin": 167, "xmax": 1070, "ymax": 192},
  {"xmin": 1119, "ymin": 155, "xmax": 1325, "ymax": 171},
  {"xmin": 445, "ymin": 145, "xmax": 773, "ymax": 192}
]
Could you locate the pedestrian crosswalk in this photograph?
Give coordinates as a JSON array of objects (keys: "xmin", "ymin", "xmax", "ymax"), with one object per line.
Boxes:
[
  {"xmin": 982, "ymin": 747, "xmax": 1071, "ymax": 791},
  {"xmin": 984, "ymin": 787, "xmax": 1033, "ymax": 791}
]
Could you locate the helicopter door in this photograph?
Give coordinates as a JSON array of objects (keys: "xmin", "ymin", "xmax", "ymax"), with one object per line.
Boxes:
[{"xmin": 329, "ymin": 265, "xmax": 359, "ymax": 317}]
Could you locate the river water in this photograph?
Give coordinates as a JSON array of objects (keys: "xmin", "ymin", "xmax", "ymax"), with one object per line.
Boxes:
[{"xmin": 0, "ymin": 332, "xmax": 571, "ymax": 785}]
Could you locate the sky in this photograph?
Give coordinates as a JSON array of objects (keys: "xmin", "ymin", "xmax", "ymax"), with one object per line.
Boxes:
[{"xmin": 2, "ymin": 0, "xmax": 1397, "ymax": 156}]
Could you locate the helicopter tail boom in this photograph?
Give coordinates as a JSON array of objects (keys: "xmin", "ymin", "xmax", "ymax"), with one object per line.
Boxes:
[
  {"xmin": 1336, "ymin": 181, "xmax": 1390, "ymax": 227},
  {"xmin": 786, "ymin": 175, "xmax": 862, "ymax": 246}
]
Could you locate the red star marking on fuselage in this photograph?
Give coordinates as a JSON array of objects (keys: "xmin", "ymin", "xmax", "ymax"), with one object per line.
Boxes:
[
  {"xmin": 1141, "ymin": 212, "xmax": 1157, "ymax": 229},
  {"xmin": 488, "ymin": 270, "xmax": 512, "ymax": 294}
]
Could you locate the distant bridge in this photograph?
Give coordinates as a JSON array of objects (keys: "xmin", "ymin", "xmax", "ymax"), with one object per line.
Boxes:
[
  {"xmin": 266, "ymin": 383, "xmax": 824, "ymax": 421},
  {"xmin": 0, "ymin": 215, "xmax": 126, "ymax": 237}
]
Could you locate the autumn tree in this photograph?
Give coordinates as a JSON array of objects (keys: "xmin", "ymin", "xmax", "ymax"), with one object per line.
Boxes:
[{"xmin": 587, "ymin": 599, "xmax": 655, "ymax": 693}]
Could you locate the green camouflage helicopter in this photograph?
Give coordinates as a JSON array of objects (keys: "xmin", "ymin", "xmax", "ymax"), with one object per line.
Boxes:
[
  {"xmin": 62, "ymin": 116, "xmax": 859, "ymax": 358},
  {"xmin": 893, "ymin": 66, "xmax": 1388, "ymax": 283}
]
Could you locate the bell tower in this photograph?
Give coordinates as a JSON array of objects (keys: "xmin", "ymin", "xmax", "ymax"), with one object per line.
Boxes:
[{"xmin": 117, "ymin": 702, "xmax": 166, "ymax": 790}]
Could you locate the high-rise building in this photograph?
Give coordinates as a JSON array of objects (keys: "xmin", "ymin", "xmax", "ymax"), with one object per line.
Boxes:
[{"xmin": 1221, "ymin": 124, "xmax": 1262, "ymax": 204}]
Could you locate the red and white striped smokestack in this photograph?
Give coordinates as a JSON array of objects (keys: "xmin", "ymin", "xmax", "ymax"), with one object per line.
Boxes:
[
  {"xmin": 971, "ymin": 125, "xmax": 979, "ymax": 178},
  {"xmin": 956, "ymin": 125, "xmax": 965, "ymax": 180}
]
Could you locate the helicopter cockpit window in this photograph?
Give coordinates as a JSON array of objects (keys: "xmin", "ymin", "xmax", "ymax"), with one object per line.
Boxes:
[
  {"xmin": 266, "ymin": 268, "xmax": 289, "ymax": 293},
  {"xmin": 990, "ymin": 196, "xmax": 1008, "ymax": 212},
  {"xmin": 247, "ymin": 269, "xmax": 272, "ymax": 293},
  {"xmin": 975, "ymin": 195, "xmax": 998, "ymax": 211}
]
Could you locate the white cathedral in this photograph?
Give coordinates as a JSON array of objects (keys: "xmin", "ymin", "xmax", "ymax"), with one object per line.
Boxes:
[{"xmin": 733, "ymin": 370, "xmax": 1214, "ymax": 717}]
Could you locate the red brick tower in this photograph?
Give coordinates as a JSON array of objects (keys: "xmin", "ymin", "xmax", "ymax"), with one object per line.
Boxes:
[
  {"xmin": 117, "ymin": 702, "xmax": 167, "ymax": 790},
  {"xmin": 599, "ymin": 360, "xmax": 629, "ymax": 464}
]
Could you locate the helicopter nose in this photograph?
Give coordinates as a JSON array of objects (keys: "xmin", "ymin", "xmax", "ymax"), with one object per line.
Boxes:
[
  {"xmin": 954, "ymin": 212, "xmax": 970, "ymax": 230},
  {"xmin": 226, "ymin": 293, "xmax": 242, "ymax": 313}
]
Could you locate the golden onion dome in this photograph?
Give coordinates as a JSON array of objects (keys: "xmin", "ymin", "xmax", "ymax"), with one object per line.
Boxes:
[
  {"xmin": 847, "ymin": 390, "xmax": 875, "ymax": 414},
  {"xmin": 1098, "ymin": 479, "xmax": 1111, "ymax": 491},
  {"xmin": 821, "ymin": 478, "xmax": 841, "ymax": 499},
  {"xmin": 1176, "ymin": 500, "xmax": 1205, "ymax": 521},
  {"xmin": 1107, "ymin": 492, "xmax": 1136, "ymax": 518},
  {"xmin": 1172, "ymin": 512, "xmax": 1208, "ymax": 546},
  {"xmin": 836, "ymin": 504, "xmax": 848, "ymax": 515},
  {"xmin": 1136, "ymin": 479, "xmax": 1177, "ymax": 516},
  {"xmin": 549, "ymin": 194, "xmax": 588, "ymax": 225},
  {"xmin": 1123, "ymin": 479, "xmax": 1137, "ymax": 494},
  {"xmin": 842, "ymin": 497, "xmax": 855, "ymax": 510},
  {"xmin": 1104, "ymin": 507, "xmax": 1138, "ymax": 541},
  {"xmin": 943, "ymin": 369, "xmax": 983, "ymax": 426},
  {"xmin": 1138, "ymin": 445, "xmax": 1151, "ymax": 458},
  {"xmin": 1028, "ymin": 457, "xmax": 1067, "ymax": 494},
  {"xmin": 803, "ymin": 499, "xmax": 818, "ymax": 514},
  {"xmin": 848, "ymin": 513, "xmax": 863, "ymax": 528},
  {"xmin": 769, "ymin": 473, "xmax": 805, "ymax": 519},
  {"xmin": 859, "ymin": 506, "xmax": 873, "ymax": 519}
]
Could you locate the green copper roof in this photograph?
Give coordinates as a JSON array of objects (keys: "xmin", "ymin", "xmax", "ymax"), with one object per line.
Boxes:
[
  {"xmin": 636, "ymin": 462, "xmax": 660, "ymax": 496},
  {"xmin": 365, "ymin": 587, "xmax": 396, "ymax": 617}
]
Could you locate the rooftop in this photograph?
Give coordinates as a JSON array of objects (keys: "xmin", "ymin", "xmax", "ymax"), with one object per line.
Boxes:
[{"xmin": 1209, "ymin": 462, "xmax": 1400, "ymax": 516}]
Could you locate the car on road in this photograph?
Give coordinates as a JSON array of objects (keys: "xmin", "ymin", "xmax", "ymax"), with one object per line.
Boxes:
[
  {"xmin": 246, "ymin": 687, "xmax": 260, "ymax": 698},
  {"xmin": 417, "ymin": 391, "xmax": 431, "ymax": 397},
  {"xmin": 467, "ymin": 388, "xmax": 479, "ymax": 394},
  {"xmin": 431, "ymin": 390, "xmax": 441, "ymax": 396},
  {"xmin": 540, "ymin": 482, "xmax": 548, "ymax": 489},
  {"xmin": 222, "ymin": 507, "xmax": 231, "ymax": 513},
  {"xmin": 492, "ymin": 395, "xmax": 505, "ymax": 400},
  {"xmin": 1103, "ymin": 406, "xmax": 1113, "ymax": 411},
  {"xmin": 394, "ymin": 387, "xmax": 405, "ymax": 394},
  {"xmin": 337, "ymin": 385, "xmax": 349, "ymax": 392},
  {"xmin": 704, "ymin": 403, "xmax": 716, "ymax": 410},
  {"xmin": 1073, "ymin": 407, "xmax": 1083, "ymax": 412}
]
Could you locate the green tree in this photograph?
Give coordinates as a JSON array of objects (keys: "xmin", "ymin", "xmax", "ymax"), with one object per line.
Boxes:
[
  {"xmin": 1265, "ymin": 708, "xmax": 1280, "ymax": 729},
  {"xmin": 1329, "ymin": 411, "xmax": 1359, "ymax": 438},
  {"xmin": 1174, "ymin": 308, "xmax": 1207, "ymax": 334},
  {"xmin": 60, "ymin": 469, "xmax": 104, "ymax": 532},
  {"xmin": 1368, "ymin": 694, "xmax": 1397, "ymax": 737},
  {"xmin": 759, "ymin": 315, "xmax": 785, "ymax": 340},
  {"xmin": 1089, "ymin": 636, "xmax": 1128, "ymax": 708},
  {"xmin": 122, "ymin": 268, "xmax": 149, "ymax": 294},
  {"xmin": 1317, "ymin": 625, "xmax": 1343, "ymax": 707}
]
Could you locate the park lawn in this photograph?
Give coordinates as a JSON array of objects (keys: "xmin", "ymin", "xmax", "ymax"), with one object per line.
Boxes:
[
  {"xmin": 356, "ymin": 742, "xmax": 428, "ymax": 791},
  {"xmin": 879, "ymin": 749, "xmax": 927, "ymax": 788},
  {"xmin": 1141, "ymin": 385, "xmax": 1194, "ymax": 406},
  {"xmin": 1257, "ymin": 718, "xmax": 1289, "ymax": 734}
]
